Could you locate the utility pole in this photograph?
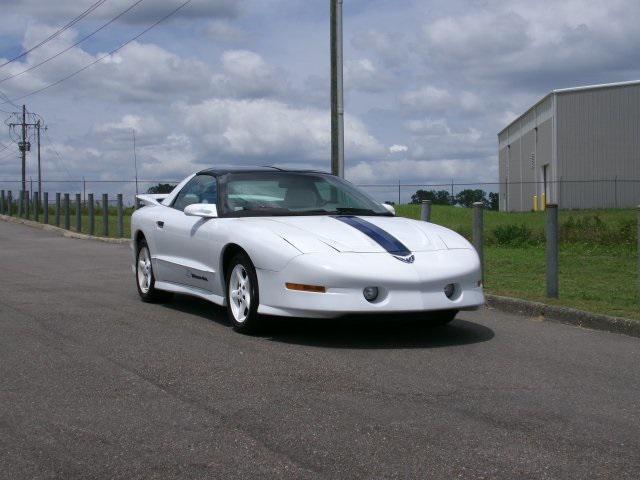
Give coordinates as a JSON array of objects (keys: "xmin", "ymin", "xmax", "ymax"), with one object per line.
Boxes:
[
  {"xmin": 36, "ymin": 120, "xmax": 41, "ymax": 201},
  {"xmin": 132, "ymin": 128, "xmax": 139, "ymax": 197},
  {"xmin": 21, "ymin": 105, "xmax": 26, "ymax": 193},
  {"xmin": 330, "ymin": 0, "xmax": 344, "ymax": 178}
]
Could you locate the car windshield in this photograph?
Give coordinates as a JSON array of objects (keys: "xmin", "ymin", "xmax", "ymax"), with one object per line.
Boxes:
[{"xmin": 220, "ymin": 172, "xmax": 391, "ymax": 217}]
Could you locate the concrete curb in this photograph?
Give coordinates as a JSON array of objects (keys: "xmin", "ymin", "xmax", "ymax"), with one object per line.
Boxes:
[
  {"xmin": 486, "ymin": 294, "xmax": 640, "ymax": 338},
  {"xmin": 0, "ymin": 214, "xmax": 129, "ymax": 245}
]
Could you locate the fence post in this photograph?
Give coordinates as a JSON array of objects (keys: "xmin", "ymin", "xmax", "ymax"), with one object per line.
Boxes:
[
  {"xmin": 546, "ymin": 204, "xmax": 559, "ymax": 298},
  {"xmin": 34, "ymin": 191, "xmax": 39, "ymax": 222},
  {"xmin": 18, "ymin": 191, "xmax": 23, "ymax": 217},
  {"xmin": 637, "ymin": 205, "xmax": 640, "ymax": 302},
  {"xmin": 88, "ymin": 193, "xmax": 95, "ymax": 236},
  {"xmin": 75, "ymin": 193, "xmax": 82, "ymax": 233},
  {"xmin": 64, "ymin": 194, "xmax": 70, "ymax": 230},
  {"xmin": 25, "ymin": 191, "xmax": 30, "ymax": 219},
  {"xmin": 117, "ymin": 194, "xmax": 124, "ymax": 238},
  {"xmin": 472, "ymin": 202, "xmax": 484, "ymax": 281},
  {"xmin": 421, "ymin": 199, "xmax": 432, "ymax": 222},
  {"xmin": 55, "ymin": 193, "xmax": 61, "ymax": 227},
  {"xmin": 43, "ymin": 192, "xmax": 49, "ymax": 224},
  {"xmin": 6, "ymin": 191, "xmax": 12, "ymax": 216},
  {"xmin": 0, "ymin": 190, "xmax": 4, "ymax": 214},
  {"xmin": 102, "ymin": 193, "xmax": 109, "ymax": 237}
]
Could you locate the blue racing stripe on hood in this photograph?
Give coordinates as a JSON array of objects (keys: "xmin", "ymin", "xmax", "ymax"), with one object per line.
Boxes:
[{"xmin": 331, "ymin": 216, "xmax": 412, "ymax": 256}]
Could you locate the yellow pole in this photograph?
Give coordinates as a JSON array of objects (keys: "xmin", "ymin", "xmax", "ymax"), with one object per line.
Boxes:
[
  {"xmin": 541, "ymin": 193, "xmax": 546, "ymax": 211},
  {"xmin": 533, "ymin": 195, "xmax": 538, "ymax": 211}
]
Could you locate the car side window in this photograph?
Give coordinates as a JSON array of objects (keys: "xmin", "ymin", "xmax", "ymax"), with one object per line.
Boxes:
[{"xmin": 172, "ymin": 175, "xmax": 218, "ymax": 211}]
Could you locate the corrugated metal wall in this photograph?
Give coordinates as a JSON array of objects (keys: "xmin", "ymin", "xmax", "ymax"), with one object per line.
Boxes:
[
  {"xmin": 498, "ymin": 95, "xmax": 554, "ymax": 211},
  {"xmin": 556, "ymin": 84, "xmax": 640, "ymax": 209}
]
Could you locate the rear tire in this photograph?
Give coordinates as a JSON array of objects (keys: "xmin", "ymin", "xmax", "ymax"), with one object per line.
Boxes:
[
  {"xmin": 135, "ymin": 239, "xmax": 172, "ymax": 303},
  {"xmin": 225, "ymin": 252, "xmax": 261, "ymax": 334},
  {"xmin": 430, "ymin": 309, "xmax": 458, "ymax": 326}
]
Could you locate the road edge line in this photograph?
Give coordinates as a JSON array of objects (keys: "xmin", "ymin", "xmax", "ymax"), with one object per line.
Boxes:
[{"xmin": 0, "ymin": 214, "xmax": 129, "ymax": 245}]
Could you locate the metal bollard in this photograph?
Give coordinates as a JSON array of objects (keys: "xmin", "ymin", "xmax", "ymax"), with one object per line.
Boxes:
[
  {"xmin": 6, "ymin": 191, "xmax": 12, "ymax": 216},
  {"xmin": 88, "ymin": 193, "xmax": 95, "ymax": 236},
  {"xmin": 55, "ymin": 193, "xmax": 61, "ymax": 227},
  {"xmin": 43, "ymin": 192, "xmax": 49, "ymax": 224},
  {"xmin": 420, "ymin": 199, "xmax": 432, "ymax": 222},
  {"xmin": 472, "ymin": 202, "xmax": 484, "ymax": 281},
  {"xmin": 76, "ymin": 193, "xmax": 82, "ymax": 232},
  {"xmin": 102, "ymin": 193, "xmax": 109, "ymax": 237},
  {"xmin": 64, "ymin": 193, "xmax": 70, "ymax": 230},
  {"xmin": 34, "ymin": 191, "xmax": 39, "ymax": 222},
  {"xmin": 18, "ymin": 191, "xmax": 24, "ymax": 217},
  {"xmin": 117, "ymin": 194, "xmax": 124, "ymax": 238},
  {"xmin": 0, "ymin": 190, "xmax": 4, "ymax": 214},
  {"xmin": 546, "ymin": 204, "xmax": 559, "ymax": 298}
]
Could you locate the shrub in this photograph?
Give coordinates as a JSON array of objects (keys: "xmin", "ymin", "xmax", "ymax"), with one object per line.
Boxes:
[{"xmin": 491, "ymin": 224, "xmax": 538, "ymax": 246}]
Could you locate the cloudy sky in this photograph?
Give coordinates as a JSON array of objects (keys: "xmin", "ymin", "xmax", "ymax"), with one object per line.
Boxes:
[{"xmin": 0, "ymin": 0, "xmax": 638, "ymax": 200}]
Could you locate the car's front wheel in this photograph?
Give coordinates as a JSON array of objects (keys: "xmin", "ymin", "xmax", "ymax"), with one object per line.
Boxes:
[
  {"xmin": 136, "ymin": 239, "xmax": 171, "ymax": 303},
  {"xmin": 225, "ymin": 253, "xmax": 261, "ymax": 333}
]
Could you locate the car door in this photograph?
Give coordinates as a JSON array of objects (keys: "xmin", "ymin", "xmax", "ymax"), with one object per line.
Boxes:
[{"xmin": 153, "ymin": 174, "xmax": 222, "ymax": 293}]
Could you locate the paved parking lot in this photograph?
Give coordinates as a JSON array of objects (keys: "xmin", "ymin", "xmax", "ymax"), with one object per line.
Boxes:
[{"xmin": 1, "ymin": 220, "xmax": 639, "ymax": 479}]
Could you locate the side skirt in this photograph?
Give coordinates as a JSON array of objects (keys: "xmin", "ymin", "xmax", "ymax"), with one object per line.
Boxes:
[{"xmin": 154, "ymin": 281, "xmax": 226, "ymax": 307}]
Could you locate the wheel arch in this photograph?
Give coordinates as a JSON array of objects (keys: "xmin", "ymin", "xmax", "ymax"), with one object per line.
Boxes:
[{"xmin": 220, "ymin": 243, "xmax": 249, "ymax": 292}]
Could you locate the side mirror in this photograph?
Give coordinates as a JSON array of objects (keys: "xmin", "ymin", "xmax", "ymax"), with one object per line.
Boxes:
[
  {"xmin": 382, "ymin": 203, "xmax": 396, "ymax": 215},
  {"xmin": 184, "ymin": 203, "xmax": 218, "ymax": 218}
]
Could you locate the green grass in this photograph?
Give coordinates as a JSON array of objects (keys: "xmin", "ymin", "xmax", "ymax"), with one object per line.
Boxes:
[
  {"xmin": 10, "ymin": 203, "xmax": 640, "ymax": 320},
  {"xmin": 396, "ymin": 204, "xmax": 638, "ymax": 319}
]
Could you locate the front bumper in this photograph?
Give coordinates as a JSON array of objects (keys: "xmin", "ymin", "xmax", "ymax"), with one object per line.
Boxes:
[{"xmin": 257, "ymin": 249, "xmax": 484, "ymax": 318}]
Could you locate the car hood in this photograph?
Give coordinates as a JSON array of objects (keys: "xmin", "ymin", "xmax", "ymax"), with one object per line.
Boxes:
[{"xmin": 248, "ymin": 216, "xmax": 470, "ymax": 254}]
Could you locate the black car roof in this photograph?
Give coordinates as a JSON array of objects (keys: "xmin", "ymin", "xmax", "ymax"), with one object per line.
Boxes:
[{"xmin": 197, "ymin": 166, "xmax": 331, "ymax": 176}]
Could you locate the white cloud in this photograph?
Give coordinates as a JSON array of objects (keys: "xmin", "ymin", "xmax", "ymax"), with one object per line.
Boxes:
[
  {"xmin": 179, "ymin": 98, "xmax": 384, "ymax": 162},
  {"xmin": 344, "ymin": 58, "xmax": 389, "ymax": 93},
  {"xmin": 389, "ymin": 144, "xmax": 408, "ymax": 154},
  {"xmin": 211, "ymin": 50, "xmax": 285, "ymax": 98}
]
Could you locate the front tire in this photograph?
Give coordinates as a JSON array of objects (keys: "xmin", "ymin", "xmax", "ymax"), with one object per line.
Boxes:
[
  {"xmin": 136, "ymin": 239, "xmax": 172, "ymax": 303},
  {"xmin": 225, "ymin": 253, "xmax": 261, "ymax": 333}
]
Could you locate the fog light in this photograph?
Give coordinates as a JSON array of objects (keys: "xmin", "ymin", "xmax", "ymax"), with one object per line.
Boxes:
[
  {"xmin": 363, "ymin": 286, "xmax": 379, "ymax": 302},
  {"xmin": 444, "ymin": 283, "xmax": 456, "ymax": 299}
]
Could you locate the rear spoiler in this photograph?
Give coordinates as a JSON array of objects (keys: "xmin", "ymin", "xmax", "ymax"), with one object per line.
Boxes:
[{"xmin": 136, "ymin": 194, "xmax": 167, "ymax": 206}]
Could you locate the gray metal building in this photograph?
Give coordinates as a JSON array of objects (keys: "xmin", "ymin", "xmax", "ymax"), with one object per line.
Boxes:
[{"xmin": 498, "ymin": 80, "xmax": 640, "ymax": 211}]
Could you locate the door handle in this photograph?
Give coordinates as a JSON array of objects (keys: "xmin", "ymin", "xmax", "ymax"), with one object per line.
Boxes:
[{"xmin": 156, "ymin": 221, "xmax": 164, "ymax": 228}]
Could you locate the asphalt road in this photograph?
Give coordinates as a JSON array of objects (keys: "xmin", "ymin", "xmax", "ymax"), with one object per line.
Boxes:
[{"xmin": 1, "ymin": 220, "xmax": 639, "ymax": 479}]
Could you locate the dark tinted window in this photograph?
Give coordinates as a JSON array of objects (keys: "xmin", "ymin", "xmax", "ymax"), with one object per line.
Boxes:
[{"xmin": 172, "ymin": 175, "xmax": 218, "ymax": 211}]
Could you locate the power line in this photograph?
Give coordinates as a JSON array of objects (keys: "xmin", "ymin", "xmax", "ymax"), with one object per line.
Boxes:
[
  {"xmin": 0, "ymin": 0, "xmax": 107, "ymax": 69},
  {"xmin": 42, "ymin": 126, "xmax": 75, "ymax": 181},
  {"xmin": 0, "ymin": 0, "xmax": 146, "ymax": 85},
  {"xmin": 1, "ymin": 0, "xmax": 193, "ymax": 105}
]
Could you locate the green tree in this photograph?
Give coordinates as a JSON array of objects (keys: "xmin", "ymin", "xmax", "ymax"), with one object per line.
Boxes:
[
  {"xmin": 455, "ymin": 189, "xmax": 488, "ymax": 208},
  {"xmin": 488, "ymin": 192, "xmax": 499, "ymax": 211},
  {"xmin": 147, "ymin": 183, "xmax": 176, "ymax": 194},
  {"xmin": 410, "ymin": 189, "xmax": 452, "ymax": 205}
]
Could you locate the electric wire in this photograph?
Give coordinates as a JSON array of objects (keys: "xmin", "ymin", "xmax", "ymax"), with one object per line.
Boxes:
[
  {"xmin": 0, "ymin": 0, "xmax": 146, "ymax": 85},
  {"xmin": 1, "ymin": 0, "xmax": 193, "ymax": 105},
  {"xmin": 0, "ymin": 0, "xmax": 108, "ymax": 69}
]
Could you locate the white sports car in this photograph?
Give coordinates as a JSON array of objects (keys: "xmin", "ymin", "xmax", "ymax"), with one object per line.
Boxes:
[{"xmin": 132, "ymin": 168, "xmax": 484, "ymax": 332}]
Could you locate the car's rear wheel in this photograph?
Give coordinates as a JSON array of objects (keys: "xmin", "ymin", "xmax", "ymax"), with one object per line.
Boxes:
[
  {"xmin": 225, "ymin": 253, "xmax": 261, "ymax": 333},
  {"xmin": 136, "ymin": 239, "xmax": 172, "ymax": 303},
  {"xmin": 430, "ymin": 309, "xmax": 458, "ymax": 326}
]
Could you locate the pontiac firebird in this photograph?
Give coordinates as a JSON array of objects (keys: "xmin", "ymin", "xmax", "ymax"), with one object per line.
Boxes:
[{"xmin": 131, "ymin": 168, "xmax": 484, "ymax": 333}]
